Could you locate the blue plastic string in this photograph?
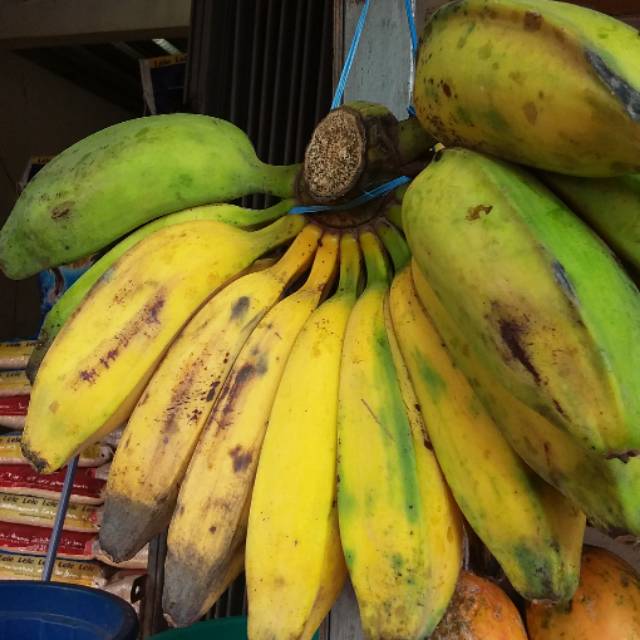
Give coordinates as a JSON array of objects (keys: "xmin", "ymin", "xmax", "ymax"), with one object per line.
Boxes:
[
  {"xmin": 290, "ymin": 176, "xmax": 410, "ymax": 215},
  {"xmin": 331, "ymin": 0, "xmax": 372, "ymax": 109},
  {"xmin": 42, "ymin": 455, "xmax": 79, "ymax": 582},
  {"xmin": 404, "ymin": 0, "xmax": 419, "ymax": 61},
  {"xmin": 293, "ymin": 0, "xmax": 421, "ymax": 217},
  {"xmin": 404, "ymin": 0, "xmax": 419, "ymax": 117}
]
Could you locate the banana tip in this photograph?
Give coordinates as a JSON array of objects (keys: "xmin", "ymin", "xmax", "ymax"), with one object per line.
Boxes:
[{"xmin": 19, "ymin": 441, "xmax": 49, "ymax": 474}]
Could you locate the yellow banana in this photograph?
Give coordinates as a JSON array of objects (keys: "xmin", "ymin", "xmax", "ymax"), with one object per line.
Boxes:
[
  {"xmin": 403, "ymin": 147, "xmax": 640, "ymax": 457},
  {"xmin": 26, "ymin": 199, "xmax": 294, "ymax": 383},
  {"xmin": 337, "ymin": 230, "xmax": 460, "ymax": 639},
  {"xmin": 245, "ymin": 233, "xmax": 360, "ymax": 640},
  {"xmin": 163, "ymin": 233, "xmax": 340, "ymax": 627},
  {"xmin": 100, "ymin": 225, "xmax": 322, "ymax": 563},
  {"xmin": 414, "ymin": 0, "xmax": 640, "ymax": 176},
  {"xmin": 21, "ymin": 215, "xmax": 305, "ymax": 473},
  {"xmin": 389, "ymin": 266, "xmax": 585, "ymax": 602},
  {"xmin": 412, "ymin": 261, "xmax": 640, "ymax": 536}
]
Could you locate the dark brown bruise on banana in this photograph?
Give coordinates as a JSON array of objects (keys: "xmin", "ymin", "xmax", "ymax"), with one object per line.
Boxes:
[
  {"xmin": 99, "ymin": 491, "xmax": 177, "ymax": 563},
  {"xmin": 586, "ymin": 49, "xmax": 640, "ymax": 123},
  {"xmin": 73, "ymin": 291, "xmax": 166, "ymax": 389}
]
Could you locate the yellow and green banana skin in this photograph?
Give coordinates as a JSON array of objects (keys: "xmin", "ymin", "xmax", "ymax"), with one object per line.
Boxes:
[
  {"xmin": 246, "ymin": 234, "xmax": 359, "ymax": 640},
  {"xmin": 542, "ymin": 172, "xmax": 640, "ymax": 273},
  {"xmin": 163, "ymin": 235, "xmax": 339, "ymax": 628},
  {"xmin": 100, "ymin": 225, "xmax": 320, "ymax": 563},
  {"xmin": 383, "ymin": 296, "xmax": 464, "ymax": 635},
  {"xmin": 337, "ymin": 232, "xmax": 459, "ymax": 639},
  {"xmin": 390, "ymin": 267, "xmax": 584, "ymax": 602},
  {"xmin": 0, "ymin": 114, "xmax": 300, "ymax": 278},
  {"xmin": 21, "ymin": 215, "xmax": 305, "ymax": 474},
  {"xmin": 26, "ymin": 199, "xmax": 294, "ymax": 383},
  {"xmin": 414, "ymin": 0, "xmax": 640, "ymax": 176},
  {"xmin": 412, "ymin": 263, "xmax": 640, "ymax": 536},
  {"xmin": 403, "ymin": 148, "xmax": 640, "ymax": 456}
]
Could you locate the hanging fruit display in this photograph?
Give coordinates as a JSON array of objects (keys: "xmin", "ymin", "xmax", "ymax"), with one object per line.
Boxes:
[{"xmin": 1, "ymin": 0, "xmax": 640, "ymax": 636}]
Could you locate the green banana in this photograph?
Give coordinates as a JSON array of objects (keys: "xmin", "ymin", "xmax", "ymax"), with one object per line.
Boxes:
[
  {"xmin": 403, "ymin": 147, "xmax": 640, "ymax": 457},
  {"xmin": 414, "ymin": 0, "xmax": 640, "ymax": 176},
  {"xmin": 541, "ymin": 172, "xmax": 640, "ymax": 272},
  {"xmin": 0, "ymin": 113, "xmax": 301, "ymax": 278},
  {"xmin": 25, "ymin": 199, "xmax": 294, "ymax": 383},
  {"xmin": 412, "ymin": 262, "xmax": 640, "ymax": 536}
]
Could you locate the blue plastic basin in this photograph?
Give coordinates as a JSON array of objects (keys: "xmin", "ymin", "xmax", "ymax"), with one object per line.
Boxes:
[{"xmin": 0, "ymin": 581, "xmax": 139, "ymax": 640}]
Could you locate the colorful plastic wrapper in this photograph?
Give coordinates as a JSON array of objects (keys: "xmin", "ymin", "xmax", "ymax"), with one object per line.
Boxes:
[
  {"xmin": 0, "ymin": 493, "xmax": 101, "ymax": 533},
  {"xmin": 0, "ymin": 433, "xmax": 112, "ymax": 468},
  {"xmin": 0, "ymin": 464, "xmax": 108, "ymax": 505},
  {"xmin": 0, "ymin": 342, "xmax": 36, "ymax": 371},
  {"xmin": 0, "ymin": 521, "xmax": 96, "ymax": 559},
  {"xmin": 0, "ymin": 396, "xmax": 28, "ymax": 429},
  {"xmin": 0, "ymin": 371, "xmax": 30, "ymax": 397},
  {"xmin": 0, "ymin": 550, "xmax": 108, "ymax": 587}
]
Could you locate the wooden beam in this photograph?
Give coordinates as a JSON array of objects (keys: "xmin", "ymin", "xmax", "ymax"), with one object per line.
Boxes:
[{"xmin": 0, "ymin": 0, "xmax": 191, "ymax": 49}]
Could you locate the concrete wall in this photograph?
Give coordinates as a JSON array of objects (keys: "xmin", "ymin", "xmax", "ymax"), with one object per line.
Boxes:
[{"xmin": 0, "ymin": 51, "xmax": 130, "ymax": 340}]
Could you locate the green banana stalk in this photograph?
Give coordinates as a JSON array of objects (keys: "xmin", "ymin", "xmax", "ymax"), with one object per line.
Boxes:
[
  {"xmin": 0, "ymin": 114, "xmax": 301, "ymax": 279},
  {"xmin": 414, "ymin": 0, "xmax": 640, "ymax": 176},
  {"xmin": 403, "ymin": 147, "xmax": 640, "ymax": 457},
  {"xmin": 25, "ymin": 199, "xmax": 293, "ymax": 383},
  {"xmin": 541, "ymin": 172, "xmax": 640, "ymax": 272}
]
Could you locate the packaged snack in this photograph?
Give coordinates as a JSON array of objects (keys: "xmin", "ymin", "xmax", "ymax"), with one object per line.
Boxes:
[
  {"xmin": 0, "ymin": 433, "xmax": 112, "ymax": 468},
  {"xmin": 0, "ymin": 550, "xmax": 107, "ymax": 587},
  {"xmin": 0, "ymin": 396, "xmax": 28, "ymax": 429},
  {"xmin": 0, "ymin": 521, "xmax": 96, "ymax": 559},
  {"xmin": 0, "ymin": 493, "xmax": 101, "ymax": 533},
  {"xmin": 0, "ymin": 371, "xmax": 30, "ymax": 397},
  {"xmin": 0, "ymin": 464, "xmax": 108, "ymax": 505},
  {"xmin": 0, "ymin": 342, "xmax": 36, "ymax": 371}
]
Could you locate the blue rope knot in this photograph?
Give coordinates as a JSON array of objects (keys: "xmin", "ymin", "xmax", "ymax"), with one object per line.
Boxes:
[
  {"xmin": 292, "ymin": 0, "xmax": 420, "ymax": 217},
  {"xmin": 290, "ymin": 175, "xmax": 411, "ymax": 215}
]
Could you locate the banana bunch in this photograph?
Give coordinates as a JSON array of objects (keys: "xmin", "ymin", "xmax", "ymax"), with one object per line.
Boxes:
[
  {"xmin": 19, "ymin": 199, "xmax": 468, "ymax": 637},
  {"xmin": 10, "ymin": 0, "xmax": 640, "ymax": 634}
]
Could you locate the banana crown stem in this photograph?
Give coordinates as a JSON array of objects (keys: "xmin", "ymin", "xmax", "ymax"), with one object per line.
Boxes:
[
  {"xmin": 250, "ymin": 214, "xmax": 306, "ymax": 250},
  {"xmin": 360, "ymin": 230, "xmax": 390, "ymax": 287},
  {"xmin": 260, "ymin": 162, "xmax": 302, "ymax": 198},
  {"xmin": 375, "ymin": 219, "xmax": 411, "ymax": 272},
  {"xmin": 270, "ymin": 224, "xmax": 323, "ymax": 280},
  {"xmin": 301, "ymin": 232, "xmax": 340, "ymax": 296},
  {"xmin": 337, "ymin": 233, "xmax": 362, "ymax": 298},
  {"xmin": 243, "ymin": 198, "xmax": 296, "ymax": 225}
]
